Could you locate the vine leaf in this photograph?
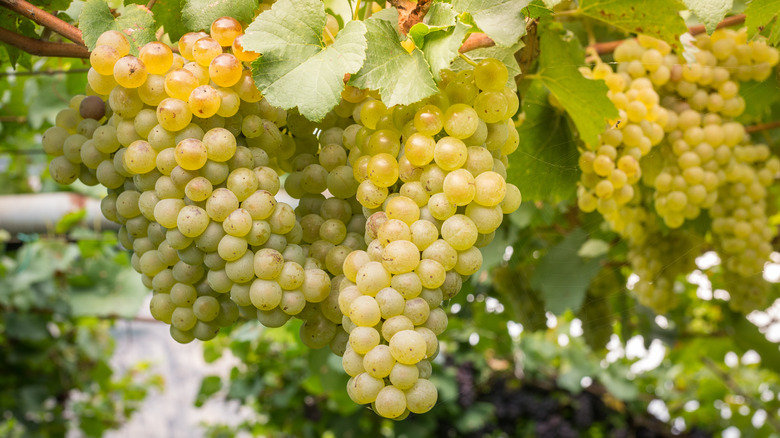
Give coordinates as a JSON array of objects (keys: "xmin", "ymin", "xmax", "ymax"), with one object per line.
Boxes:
[
  {"xmin": 537, "ymin": 22, "xmax": 617, "ymax": 146},
  {"xmin": 244, "ymin": 0, "xmax": 367, "ymax": 121},
  {"xmin": 531, "ymin": 228, "xmax": 604, "ymax": 315},
  {"xmin": 506, "ymin": 79, "xmax": 579, "ymax": 202},
  {"xmin": 181, "ymin": 0, "xmax": 258, "ymax": 32},
  {"xmin": 348, "ymin": 9, "xmax": 438, "ymax": 108},
  {"xmin": 79, "ymin": 0, "xmax": 156, "ymax": 54},
  {"xmin": 684, "ymin": 0, "xmax": 732, "ymax": 34},
  {"xmin": 451, "ymin": 0, "xmax": 530, "ymax": 46},
  {"xmin": 578, "ymin": 0, "xmax": 687, "ymax": 50},
  {"xmin": 745, "ymin": 0, "xmax": 780, "ymax": 44},
  {"xmin": 150, "ymin": 0, "xmax": 187, "ymax": 42},
  {"xmin": 421, "ymin": 22, "xmax": 470, "ymax": 80},
  {"xmin": 408, "ymin": 2, "xmax": 458, "ymax": 48},
  {"xmin": 409, "ymin": 3, "xmax": 470, "ymax": 81}
]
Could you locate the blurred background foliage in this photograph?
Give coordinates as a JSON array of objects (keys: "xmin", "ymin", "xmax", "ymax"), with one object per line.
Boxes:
[{"xmin": 0, "ymin": 0, "xmax": 779, "ymax": 437}]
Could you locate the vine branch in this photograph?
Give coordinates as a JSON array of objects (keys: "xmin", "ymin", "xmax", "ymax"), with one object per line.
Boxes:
[
  {"xmin": 0, "ymin": 67, "xmax": 89, "ymax": 76},
  {"xmin": 591, "ymin": 13, "xmax": 746, "ymax": 54},
  {"xmin": 0, "ymin": 0, "xmax": 85, "ymax": 46},
  {"xmin": 745, "ymin": 120, "xmax": 780, "ymax": 133},
  {"xmin": 0, "ymin": 26, "xmax": 89, "ymax": 58}
]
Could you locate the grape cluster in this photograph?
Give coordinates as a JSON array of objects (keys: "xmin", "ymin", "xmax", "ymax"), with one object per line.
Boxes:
[
  {"xmin": 577, "ymin": 29, "xmax": 780, "ymax": 312},
  {"xmin": 42, "ymin": 18, "xmax": 522, "ymax": 419}
]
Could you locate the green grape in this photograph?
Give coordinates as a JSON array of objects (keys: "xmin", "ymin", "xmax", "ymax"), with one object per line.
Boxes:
[
  {"xmin": 440, "ymin": 214, "xmax": 478, "ymax": 251},
  {"xmin": 189, "ymin": 85, "xmax": 221, "ymax": 118},
  {"xmin": 409, "ymin": 220, "xmax": 437, "ymax": 251},
  {"xmin": 157, "ymin": 98, "xmax": 193, "ymax": 131},
  {"xmin": 175, "ymin": 138, "xmax": 208, "ymax": 170},
  {"xmin": 389, "ymin": 329, "xmax": 427, "ymax": 364},
  {"xmin": 445, "ymin": 79, "xmax": 478, "ymax": 105},
  {"xmin": 349, "ymin": 326, "xmax": 381, "ymax": 355},
  {"xmin": 475, "ymin": 58, "xmax": 508, "ymax": 91},
  {"xmin": 455, "ymin": 246, "xmax": 483, "ymax": 275},
  {"xmin": 222, "ymin": 208, "xmax": 253, "ymax": 237},
  {"xmin": 367, "ymin": 153, "xmax": 400, "ymax": 188},
  {"xmin": 206, "ymin": 188, "xmax": 239, "ymax": 222},
  {"xmin": 381, "ymin": 240, "xmax": 420, "ymax": 274},
  {"xmin": 88, "ymin": 68, "xmax": 118, "ymax": 95},
  {"xmin": 500, "ymin": 183, "xmax": 522, "ymax": 214},
  {"xmin": 434, "ymin": 137, "xmax": 468, "ymax": 171},
  {"xmin": 360, "ymin": 100, "xmax": 387, "ymax": 130},
  {"xmin": 404, "ymin": 379, "xmax": 438, "ymax": 414},
  {"xmin": 257, "ymin": 307, "xmax": 292, "ymax": 327},
  {"xmin": 415, "ymin": 259, "xmax": 445, "ymax": 289},
  {"xmin": 443, "ymin": 103, "xmax": 479, "ymax": 139},
  {"xmin": 217, "ymin": 234, "xmax": 248, "ymax": 262},
  {"xmin": 357, "ymin": 180, "xmax": 389, "ymax": 209},
  {"xmin": 250, "ymin": 278, "xmax": 283, "ymax": 310},
  {"xmin": 319, "ymin": 218, "xmax": 347, "ymax": 244},
  {"xmin": 209, "ymin": 53, "xmax": 242, "ymax": 87},
  {"xmin": 365, "ymin": 129, "xmax": 401, "ymax": 156},
  {"xmin": 91, "ymin": 44, "xmax": 121, "ymax": 76},
  {"xmin": 427, "ymin": 192, "xmax": 456, "ymax": 221},
  {"xmin": 109, "ymin": 86, "xmax": 143, "ymax": 118},
  {"xmin": 404, "ymin": 133, "xmax": 436, "ymax": 167},
  {"xmin": 376, "ymin": 287, "xmax": 405, "ymax": 319},
  {"xmin": 413, "ymin": 104, "xmax": 444, "ymax": 136},
  {"xmin": 473, "ymin": 171, "xmax": 506, "ymax": 206},
  {"xmin": 123, "ymin": 140, "xmax": 157, "ymax": 174}
]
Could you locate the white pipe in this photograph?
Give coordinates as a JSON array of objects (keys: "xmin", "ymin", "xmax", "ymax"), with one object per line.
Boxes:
[{"xmin": 0, "ymin": 193, "xmax": 119, "ymax": 233}]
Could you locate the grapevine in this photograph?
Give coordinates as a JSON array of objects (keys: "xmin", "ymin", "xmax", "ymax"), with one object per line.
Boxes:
[{"xmin": 40, "ymin": 7, "xmax": 522, "ymax": 416}]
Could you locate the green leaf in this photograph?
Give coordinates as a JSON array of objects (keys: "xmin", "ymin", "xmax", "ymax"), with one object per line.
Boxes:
[
  {"xmin": 598, "ymin": 368, "xmax": 638, "ymax": 401},
  {"xmin": 244, "ymin": 0, "xmax": 367, "ymax": 121},
  {"xmin": 579, "ymin": 0, "xmax": 687, "ymax": 50},
  {"xmin": 450, "ymin": 40, "xmax": 523, "ymax": 89},
  {"xmin": 195, "ymin": 376, "xmax": 222, "ymax": 407},
  {"xmin": 684, "ymin": 0, "xmax": 732, "ymax": 34},
  {"xmin": 738, "ymin": 79, "xmax": 780, "ymax": 124},
  {"xmin": 727, "ymin": 310, "xmax": 780, "ymax": 375},
  {"xmin": 531, "ymin": 228, "xmax": 604, "ymax": 314},
  {"xmin": 538, "ymin": 22, "xmax": 617, "ymax": 146},
  {"xmin": 151, "ymin": 0, "xmax": 187, "ymax": 42},
  {"xmin": 578, "ymin": 239, "xmax": 610, "ymax": 258},
  {"xmin": 348, "ymin": 10, "xmax": 438, "ymax": 107},
  {"xmin": 452, "ymin": 0, "xmax": 530, "ymax": 46},
  {"xmin": 181, "ymin": 0, "xmax": 258, "ymax": 32},
  {"xmin": 69, "ymin": 268, "xmax": 147, "ymax": 318},
  {"xmin": 409, "ymin": 2, "xmax": 458, "ymax": 48},
  {"xmin": 55, "ymin": 209, "xmax": 86, "ymax": 234},
  {"xmin": 745, "ymin": 0, "xmax": 780, "ymax": 42},
  {"xmin": 79, "ymin": 0, "xmax": 157, "ymax": 53},
  {"xmin": 507, "ymin": 80, "xmax": 579, "ymax": 202},
  {"xmin": 420, "ymin": 22, "xmax": 470, "ymax": 80},
  {"xmin": 527, "ymin": 0, "xmax": 554, "ymax": 19}
]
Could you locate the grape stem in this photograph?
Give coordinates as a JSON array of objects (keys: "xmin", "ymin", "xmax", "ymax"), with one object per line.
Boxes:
[
  {"xmin": 0, "ymin": 0, "xmax": 85, "ymax": 46},
  {"xmin": 145, "ymin": 0, "xmax": 157, "ymax": 10},
  {"xmin": 0, "ymin": 26, "xmax": 90, "ymax": 58},
  {"xmin": 352, "ymin": 0, "xmax": 361, "ymax": 21},
  {"xmin": 589, "ymin": 13, "xmax": 746, "ymax": 55},
  {"xmin": 457, "ymin": 52, "xmax": 478, "ymax": 67}
]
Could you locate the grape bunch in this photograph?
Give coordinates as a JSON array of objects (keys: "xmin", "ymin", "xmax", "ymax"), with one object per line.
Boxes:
[
  {"xmin": 41, "ymin": 16, "xmax": 523, "ymax": 419},
  {"xmin": 577, "ymin": 29, "xmax": 780, "ymax": 313}
]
